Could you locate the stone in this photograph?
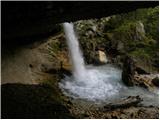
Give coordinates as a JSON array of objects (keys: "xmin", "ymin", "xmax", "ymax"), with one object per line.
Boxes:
[
  {"xmin": 152, "ymin": 77, "xmax": 159, "ymax": 87},
  {"xmin": 122, "ymin": 56, "xmax": 135, "ymax": 86},
  {"xmin": 98, "ymin": 50, "xmax": 108, "ymax": 63},
  {"xmin": 134, "ymin": 74, "xmax": 159, "ymax": 90}
]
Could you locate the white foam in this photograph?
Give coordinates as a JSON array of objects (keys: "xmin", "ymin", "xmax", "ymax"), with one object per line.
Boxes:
[{"xmin": 59, "ymin": 65, "xmax": 123, "ymax": 101}]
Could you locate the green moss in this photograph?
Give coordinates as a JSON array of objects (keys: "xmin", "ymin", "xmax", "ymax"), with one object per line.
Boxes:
[
  {"xmin": 129, "ymin": 49, "xmax": 150, "ymax": 59},
  {"xmin": 102, "ymin": 6, "xmax": 158, "ymax": 71}
]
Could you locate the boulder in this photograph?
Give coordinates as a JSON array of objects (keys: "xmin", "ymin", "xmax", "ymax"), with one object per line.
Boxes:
[
  {"xmin": 152, "ymin": 77, "xmax": 159, "ymax": 87},
  {"xmin": 98, "ymin": 50, "xmax": 108, "ymax": 63},
  {"xmin": 122, "ymin": 56, "xmax": 135, "ymax": 86},
  {"xmin": 94, "ymin": 50, "xmax": 108, "ymax": 64}
]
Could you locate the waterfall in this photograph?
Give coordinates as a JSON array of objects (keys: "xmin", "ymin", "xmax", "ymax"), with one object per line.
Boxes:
[
  {"xmin": 61, "ymin": 22, "xmax": 122, "ymax": 100},
  {"xmin": 63, "ymin": 23, "xmax": 86, "ymax": 82},
  {"xmin": 59, "ymin": 22, "xmax": 158, "ymax": 106}
]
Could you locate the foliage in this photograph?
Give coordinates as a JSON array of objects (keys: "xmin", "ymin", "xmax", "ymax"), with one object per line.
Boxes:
[
  {"xmin": 104, "ymin": 6, "xmax": 159, "ymax": 40},
  {"xmin": 103, "ymin": 6, "xmax": 159, "ymax": 71}
]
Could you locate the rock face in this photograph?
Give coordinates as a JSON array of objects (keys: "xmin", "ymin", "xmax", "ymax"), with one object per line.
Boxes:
[
  {"xmin": 1, "ymin": 33, "xmax": 71, "ymax": 85},
  {"xmin": 2, "ymin": 2, "xmax": 158, "ymax": 40},
  {"xmin": 122, "ymin": 56, "xmax": 135, "ymax": 86},
  {"xmin": 75, "ymin": 18, "xmax": 115, "ymax": 65}
]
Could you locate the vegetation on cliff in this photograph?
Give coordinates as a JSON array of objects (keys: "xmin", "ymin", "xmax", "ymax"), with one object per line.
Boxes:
[{"xmin": 74, "ymin": 6, "xmax": 158, "ymax": 73}]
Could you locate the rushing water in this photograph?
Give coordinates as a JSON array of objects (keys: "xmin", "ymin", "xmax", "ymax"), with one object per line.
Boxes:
[
  {"xmin": 59, "ymin": 22, "xmax": 158, "ymax": 106},
  {"xmin": 63, "ymin": 23, "xmax": 86, "ymax": 82}
]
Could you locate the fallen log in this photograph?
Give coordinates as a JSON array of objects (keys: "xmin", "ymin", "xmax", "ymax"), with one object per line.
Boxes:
[{"xmin": 104, "ymin": 96, "xmax": 143, "ymax": 110}]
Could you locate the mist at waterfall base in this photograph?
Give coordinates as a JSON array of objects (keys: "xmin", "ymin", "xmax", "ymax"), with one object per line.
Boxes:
[{"xmin": 59, "ymin": 22, "xmax": 158, "ymax": 106}]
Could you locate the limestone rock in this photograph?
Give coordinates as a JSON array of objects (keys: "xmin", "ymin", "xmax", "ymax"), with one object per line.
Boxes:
[{"xmin": 98, "ymin": 50, "xmax": 108, "ymax": 63}]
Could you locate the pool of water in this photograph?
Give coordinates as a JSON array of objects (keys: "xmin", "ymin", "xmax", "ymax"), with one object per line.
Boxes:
[{"xmin": 59, "ymin": 64, "xmax": 159, "ymax": 106}]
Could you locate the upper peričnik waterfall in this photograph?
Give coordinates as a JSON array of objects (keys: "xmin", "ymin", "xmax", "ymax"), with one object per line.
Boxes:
[
  {"xmin": 63, "ymin": 23, "xmax": 86, "ymax": 82},
  {"xmin": 59, "ymin": 22, "xmax": 158, "ymax": 106},
  {"xmin": 60, "ymin": 22, "xmax": 122, "ymax": 101}
]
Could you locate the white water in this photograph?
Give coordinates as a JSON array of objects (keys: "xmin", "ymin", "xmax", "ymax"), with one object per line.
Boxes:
[
  {"xmin": 63, "ymin": 23, "xmax": 86, "ymax": 82},
  {"xmin": 59, "ymin": 22, "xmax": 158, "ymax": 106}
]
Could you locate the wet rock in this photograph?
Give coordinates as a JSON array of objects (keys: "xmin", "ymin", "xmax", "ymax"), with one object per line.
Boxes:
[
  {"xmin": 122, "ymin": 56, "xmax": 135, "ymax": 86},
  {"xmin": 152, "ymin": 77, "xmax": 159, "ymax": 87},
  {"xmin": 134, "ymin": 74, "xmax": 159, "ymax": 90}
]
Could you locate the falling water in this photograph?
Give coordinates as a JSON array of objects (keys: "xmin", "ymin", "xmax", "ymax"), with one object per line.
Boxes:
[
  {"xmin": 59, "ymin": 22, "xmax": 158, "ymax": 106},
  {"xmin": 63, "ymin": 23, "xmax": 86, "ymax": 82},
  {"xmin": 61, "ymin": 22, "xmax": 122, "ymax": 100}
]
